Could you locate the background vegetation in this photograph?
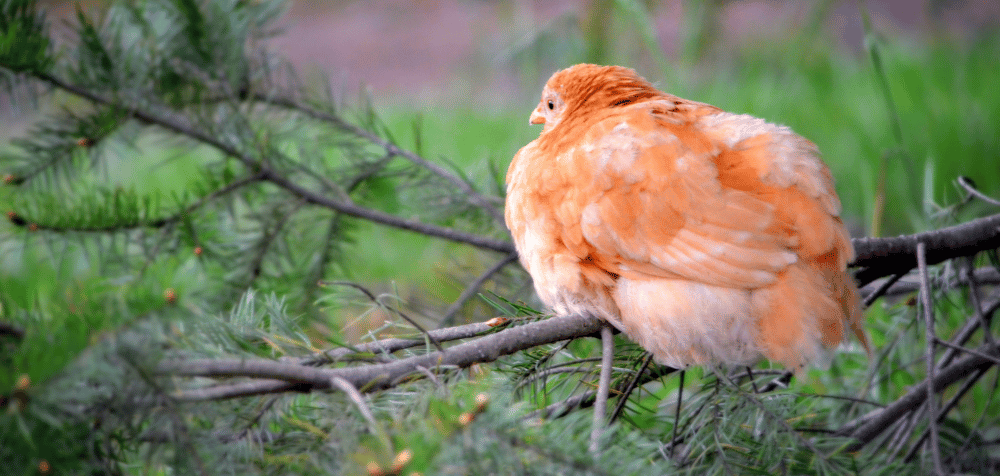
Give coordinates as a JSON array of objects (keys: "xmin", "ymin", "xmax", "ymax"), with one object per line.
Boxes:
[{"xmin": 1, "ymin": 0, "xmax": 999, "ymax": 474}]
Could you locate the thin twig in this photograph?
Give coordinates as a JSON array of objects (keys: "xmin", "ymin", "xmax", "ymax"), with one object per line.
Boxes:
[
  {"xmin": 718, "ymin": 371, "xmax": 827, "ymax": 460},
  {"xmin": 939, "ymin": 293, "xmax": 1000, "ymax": 370},
  {"xmin": 950, "ymin": 367, "xmax": 1000, "ymax": 466},
  {"xmin": 862, "ymin": 272, "xmax": 906, "ymax": 307},
  {"xmin": 413, "ymin": 365, "xmax": 444, "ymax": 391},
  {"xmin": 903, "ymin": 366, "xmax": 991, "ymax": 463},
  {"xmin": 958, "ymin": 176, "xmax": 1000, "ymax": 207},
  {"xmin": 798, "ymin": 392, "xmax": 884, "ymax": 407},
  {"xmin": 589, "ymin": 325, "xmax": 614, "ymax": 453},
  {"xmin": 671, "ymin": 370, "xmax": 685, "ymax": 459},
  {"xmin": 839, "ymin": 340, "xmax": 1000, "ymax": 449},
  {"xmin": 609, "ymin": 353, "xmax": 654, "ymax": 423},
  {"xmin": 304, "ymin": 320, "xmax": 495, "ymax": 366},
  {"xmin": 745, "ymin": 367, "xmax": 760, "ymax": 393},
  {"xmin": 7, "ymin": 173, "xmax": 265, "ymax": 233},
  {"xmin": 330, "ymin": 377, "xmax": 393, "ymax": 454},
  {"xmin": 515, "ymin": 366, "xmax": 604, "ymax": 390},
  {"xmin": 841, "ymin": 293, "xmax": 1000, "ymax": 435},
  {"xmin": 859, "ymin": 267, "xmax": 1000, "ymax": 302},
  {"xmin": 756, "ymin": 371, "xmax": 794, "ymax": 393},
  {"xmin": 325, "ymin": 281, "xmax": 444, "ymax": 352},
  {"xmin": 439, "ymin": 252, "xmax": 519, "ymax": 328},
  {"xmin": 933, "ymin": 339, "xmax": 1000, "ymax": 366},
  {"xmin": 917, "ymin": 241, "xmax": 945, "ymax": 474},
  {"xmin": 886, "ymin": 406, "xmax": 922, "ymax": 460},
  {"xmin": 965, "ymin": 257, "xmax": 995, "ymax": 346},
  {"xmin": 246, "ymin": 199, "xmax": 306, "ymax": 286},
  {"xmin": 524, "ymin": 391, "xmax": 597, "ymax": 421},
  {"xmin": 524, "ymin": 362, "xmax": 675, "ymax": 422},
  {"xmin": 257, "ymin": 95, "xmax": 507, "ymax": 225}
]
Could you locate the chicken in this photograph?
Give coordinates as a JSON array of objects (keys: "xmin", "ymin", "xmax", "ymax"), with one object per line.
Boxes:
[{"xmin": 505, "ymin": 64, "xmax": 866, "ymax": 369}]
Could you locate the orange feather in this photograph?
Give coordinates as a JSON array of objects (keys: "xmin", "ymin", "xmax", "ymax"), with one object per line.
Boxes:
[{"xmin": 506, "ymin": 64, "xmax": 867, "ymax": 369}]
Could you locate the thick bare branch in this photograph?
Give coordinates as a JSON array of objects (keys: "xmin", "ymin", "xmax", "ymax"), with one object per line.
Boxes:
[{"xmin": 852, "ymin": 213, "xmax": 1000, "ymax": 286}]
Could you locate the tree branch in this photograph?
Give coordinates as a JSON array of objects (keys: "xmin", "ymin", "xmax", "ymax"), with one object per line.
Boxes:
[
  {"xmin": 257, "ymin": 95, "xmax": 508, "ymax": 226},
  {"xmin": 859, "ymin": 267, "xmax": 1000, "ymax": 302},
  {"xmin": 163, "ymin": 213, "xmax": 1000, "ymax": 402},
  {"xmin": 839, "ymin": 340, "xmax": 1000, "ymax": 449},
  {"xmin": 161, "ymin": 313, "xmax": 604, "ymax": 398},
  {"xmin": 852, "ymin": 213, "xmax": 1000, "ymax": 286},
  {"xmin": 303, "ymin": 317, "xmax": 496, "ymax": 365},
  {"xmin": 958, "ymin": 176, "xmax": 1000, "ymax": 207},
  {"xmin": 916, "ymin": 241, "xmax": 945, "ymax": 475},
  {"xmin": 438, "ymin": 252, "xmax": 519, "ymax": 327},
  {"xmin": 29, "ymin": 72, "xmax": 515, "ymax": 254}
]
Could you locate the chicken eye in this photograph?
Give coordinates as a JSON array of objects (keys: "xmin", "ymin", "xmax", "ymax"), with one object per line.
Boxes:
[{"xmin": 547, "ymin": 100, "xmax": 554, "ymax": 110}]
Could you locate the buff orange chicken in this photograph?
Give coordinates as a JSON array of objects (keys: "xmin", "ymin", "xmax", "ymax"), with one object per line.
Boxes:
[{"xmin": 505, "ymin": 64, "xmax": 867, "ymax": 370}]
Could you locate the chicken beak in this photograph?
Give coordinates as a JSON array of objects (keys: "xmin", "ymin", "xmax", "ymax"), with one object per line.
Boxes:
[{"xmin": 529, "ymin": 108, "xmax": 545, "ymax": 125}]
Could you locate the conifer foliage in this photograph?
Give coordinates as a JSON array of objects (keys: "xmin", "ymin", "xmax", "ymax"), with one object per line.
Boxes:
[{"xmin": 2, "ymin": 1, "xmax": 1000, "ymax": 474}]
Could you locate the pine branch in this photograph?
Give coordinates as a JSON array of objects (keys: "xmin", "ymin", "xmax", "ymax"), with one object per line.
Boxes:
[
  {"xmin": 160, "ymin": 313, "xmax": 604, "ymax": 397},
  {"xmin": 836, "ymin": 288, "xmax": 1000, "ymax": 448},
  {"xmin": 256, "ymin": 94, "xmax": 507, "ymax": 225},
  {"xmin": 158, "ymin": 217, "xmax": 1000, "ymax": 428},
  {"xmin": 5, "ymin": 3, "xmax": 999, "ymax": 472},
  {"xmin": 6, "ymin": 173, "xmax": 264, "ymax": 232},
  {"xmin": 305, "ymin": 319, "xmax": 498, "ymax": 365},
  {"xmin": 154, "ymin": 212, "xmax": 1000, "ymax": 399},
  {"xmin": 19, "ymin": 71, "xmax": 514, "ymax": 253},
  {"xmin": 839, "ymin": 340, "xmax": 1000, "ymax": 450}
]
